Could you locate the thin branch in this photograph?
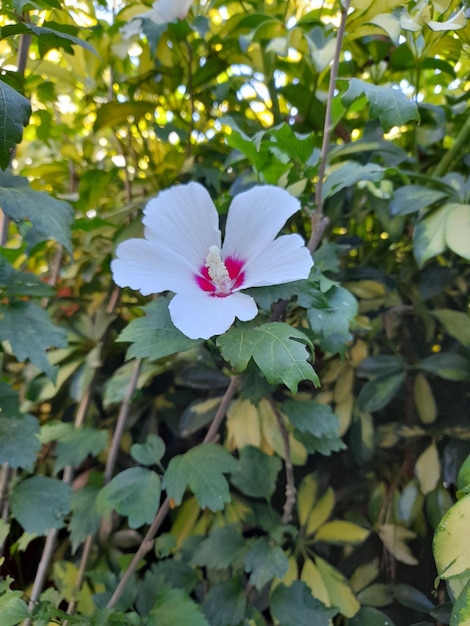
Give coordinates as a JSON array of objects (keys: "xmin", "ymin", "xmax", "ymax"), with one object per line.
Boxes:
[
  {"xmin": 308, "ymin": 0, "xmax": 351, "ymax": 252},
  {"xmin": 268, "ymin": 397, "xmax": 296, "ymax": 523},
  {"xmin": 104, "ymin": 359, "xmax": 142, "ymax": 484},
  {"xmin": 105, "ymin": 374, "xmax": 241, "ymax": 609}
]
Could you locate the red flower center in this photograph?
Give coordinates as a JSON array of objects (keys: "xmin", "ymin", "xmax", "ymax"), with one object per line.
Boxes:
[{"xmin": 195, "ymin": 251, "xmax": 245, "ymax": 297}]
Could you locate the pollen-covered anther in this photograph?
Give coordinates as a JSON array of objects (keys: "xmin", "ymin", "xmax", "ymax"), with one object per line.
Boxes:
[{"xmin": 205, "ymin": 245, "xmax": 231, "ymax": 293}]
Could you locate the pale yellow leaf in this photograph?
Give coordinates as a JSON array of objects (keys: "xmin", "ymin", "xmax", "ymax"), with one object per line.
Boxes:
[
  {"xmin": 334, "ymin": 364, "xmax": 355, "ymax": 404},
  {"xmin": 297, "ymin": 474, "xmax": 318, "ymax": 527},
  {"xmin": 445, "ymin": 204, "xmax": 470, "ymax": 260},
  {"xmin": 335, "ymin": 392, "xmax": 354, "ymax": 436},
  {"xmin": 350, "ymin": 558, "xmax": 380, "ymax": 593},
  {"xmin": 259, "ymin": 399, "xmax": 307, "ymax": 465},
  {"xmin": 226, "ymin": 398, "xmax": 261, "ymax": 450},
  {"xmin": 415, "ymin": 443, "xmax": 440, "ymax": 495},
  {"xmin": 379, "ymin": 524, "xmax": 418, "ymax": 565}
]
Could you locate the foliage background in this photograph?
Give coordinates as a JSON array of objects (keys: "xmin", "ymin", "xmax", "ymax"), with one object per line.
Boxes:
[{"xmin": 1, "ymin": 0, "xmax": 470, "ymax": 624}]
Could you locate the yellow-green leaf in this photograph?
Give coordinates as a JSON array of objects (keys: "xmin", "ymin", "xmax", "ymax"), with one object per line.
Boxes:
[
  {"xmin": 305, "ymin": 487, "xmax": 335, "ymax": 535},
  {"xmin": 414, "ymin": 373, "xmax": 437, "ymax": 424},
  {"xmin": 445, "ymin": 203, "xmax": 470, "ymax": 260},
  {"xmin": 379, "ymin": 524, "xmax": 418, "ymax": 565},
  {"xmin": 415, "ymin": 444, "xmax": 440, "ymax": 495},
  {"xmin": 434, "ymin": 309, "xmax": 470, "ymax": 349},
  {"xmin": 314, "ymin": 520, "xmax": 370, "ymax": 545},
  {"xmin": 315, "ymin": 556, "xmax": 360, "ymax": 618},
  {"xmin": 297, "ymin": 474, "xmax": 318, "ymax": 527},
  {"xmin": 300, "ymin": 558, "xmax": 331, "ymax": 606},
  {"xmin": 434, "ymin": 494, "xmax": 470, "ymax": 579}
]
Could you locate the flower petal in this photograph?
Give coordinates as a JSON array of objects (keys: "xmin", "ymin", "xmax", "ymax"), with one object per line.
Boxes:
[
  {"xmin": 147, "ymin": 0, "xmax": 193, "ymax": 23},
  {"xmin": 241, "ymin": 234, "xmax": 313, "ymax": 288},
  {"xmin": 143, "ymin": 182, "xmax": 221, "ymax": 269},
  {"xmin": 111, "ymin": 238, "xmax": 200, "ymax": 295},
  {"xmin": 169, "ymin": 292, "xmax": 258, "ymax": 340},
  {"xmin": 222, "ymin": 186, "xmax": 301, "ymax": 261}
]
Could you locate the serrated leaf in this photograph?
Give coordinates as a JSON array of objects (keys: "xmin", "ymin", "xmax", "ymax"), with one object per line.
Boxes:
[
  {"xmin": 0, "ymin": 170, "xmax": 73, "ymax": 253},
  {"xmin": 69, "ymin": 486, "xmax": 101, "ymax": 553},
  {"xmin": 117, "ymin": 297, "xmax": 201, "ymax": 361},
  {"xmin": 282, "ymin": 399, "xmax": 346, "ymax": 456},
  {"xmin": 434, "ymin": 494, "xmax": 470, "ymax": 579},
  {"xmin": 163, "ymin": 444, "xmax": 237, "ymax": 511},
  {"xmin": 191, "ymin": 524, "xmax": 245, "ymax": 570},
  {"xmin": 0, "ymin": 301, "xmax": 67, "ymax": 380},
  {"xmin": 0, "ymin": 414, "xmax": 40, "ymax": 471},
  {"xmin": 97, "ymin": 467, "xmax": 161, "ymax": 528},
  {"xmin": 0, "ymin": 596, "xmax": 31, "ymax": 626},
  {"xmin": 244, "ymin": 538, "xmax": 288, "ymax": 590},
  {"xmin": 341, "ymin": 78, "xmax": 419, "ymax": 131},
  {"xmin": 0, "ymin": 79, "xmax": 31, "ymax": 170},
  {"xmin": 217, "ymin": 322, "xmax": 319, "ymax": 392},
  {"xmin": 10, "ymin": 476, "xmax": 72, "ymax": 535},
  {"xmin": 202, "ymin": 578, "xmax": 247, "ymax": 626},
  {"xmin": 0, "ymin": 381, "xmax": 21, "ymax": 417},
  {"xmin": 54, "ymin": 426, "xmax": 108, "ymax": 474},
  {"xmin": 148, "ymin": 587, "xmax": 210, "ymax": 626},
  {"xmin": 307, "ymin": 286, "xmax": 358, "ymax": 356},
  {"xmin": 230, "ymin": 445, "xmax": 282, "ymax": 498},
  {"xmin": 417, "ymin": 352, "xmax": 470, "ymax": 381},
  {"xmin": 0, "ymin": 257, "xmax": 54, "ymax": 298},
  {"xmin": 131, "ymin": 435, "xmax": 165, "ymax": 466},
  {"xmin": 270, "ymin": 581, "xmax": 336, "ymax": 626}
]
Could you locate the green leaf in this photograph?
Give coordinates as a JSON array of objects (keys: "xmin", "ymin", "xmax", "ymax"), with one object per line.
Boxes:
[
  {"xmin": 217, "ymin": 322, "xmax": 319, "ymax": 392},
  {"xmin": 0, "ymin": 596, "xmax": 31, "ymax": 626},
  {"xmin": 0, "ymin": 257, "xmax": 54, "ymax": 298},
  {"xmin": 314, "ymin": 521, "xmax": 369, "ymax": 546},
  {"xmin": 270, "ymin": 581, "xmax": 336, "ymax": 626},
  {"xmin": 148, "ymin": 587, "xmax": 209, "ymax": 626},
  {"xmin": 163, "ymin": 444, "xmax": 237, "ymax": 511},
  {"xmin": 451, "ymin": 578, "xmax": 470, "ymax": 626},
  {"xmin": 10, "ymin": 476, "xmax": 72, "ymax": 535},
  {"xmin": 202, "ymin": 578, "xmax": 247, "ymax": 626},
  {"xmin": 307, "ymin": 286, "xmax": 358, "ymax": 356},
  {"xmin": 244, "ymin": 538, "xmax": 288, "ymax": 590},
  {"xmin": 389, "ymin": 185, "xmax": 449, "ymax": 216},
  {"xmin": 131, "ymin": 435, "xmax": 166, "ymax": 466},
  {"xmin": 0, "ymin": 381, "xmax": 21, "ymax": 417},
  {"xmin": 191, "ymin": 524, "xmax": 246, "ymax": 570},
  {"xmin": 94, "ymin": 101, "xmax": 157, "ymax": 132},
  {"xmin": 230, "ymin": 445, "xmax": 282, "ymax": 498},
  {"xmin": 54, "ymin": 426, "xmax": 108, "ymax": 474},
  {"xmin": 0, "ymin": 170, "xmax": 73, "ymax": 253},
  {"xmin": 117, "ymin": 297, "xmax": 201, "ymax": 361},
  {"xmin": 434, "ymin": 494, "xmax": 470, "ymax": 579},
  {"xmin": 357, "ymin": 355, "xmax": 405, "ymax": 378},
  {"xmin": 413, "ymin": 204, "xmax": 451, "ymax": 267},
  {"xmin": 445, "ymin": 203, "xmax": 470, "ymax": 260},
  {"xmin": 457, "ymin": 455, "xmax": 470, "ymax": 493},
  {"xmin": 341, "ymin": 78, "xmax": 419, "ymax": 131},
  {"xmin": 0, "ymin": 80, "xmax": 30, "ymax": 170},
  {"xmin": 97, "ymin": 467, "xmax": 161, "ymax": 529},
  {"xmin": 282, "ymin": 400, "xmax": 346, "ymax": 455},
  {"xmin": 321, "ymin": 162, "xmax": 385, "ymax": 200},
  {"xmin": 349, "ymin": 607, "xmax": 396, "ymax": 626},
  {"xmin": 0, "ymin": 414, "xmax": 40, "ymax": 471},
  {"xmin": 69, "ymin": 486, "xmax": 101, "ymax": 553},
  {"xmin": 0, "ymin": 301, "xmax": 67, "ymax": 380},
  {"xmin": 433, "ymin": 309, "xmax": 470, "ymax": 349},
  {"xmin": 417, "ymin": 353, "xmax": 470, "ymax": 381},
  {"xmin": 357, "ymin": 371, "xmax": 406, "ymax": 412},
  {"xmin": 392, "ymin": 583, "xmax": 434, "ymax": 612},
  {"xmin": 1, "ymin": 21, "xmax": 97, "ymax": 55}
]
